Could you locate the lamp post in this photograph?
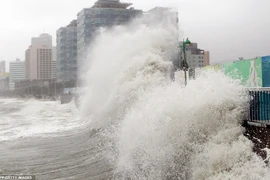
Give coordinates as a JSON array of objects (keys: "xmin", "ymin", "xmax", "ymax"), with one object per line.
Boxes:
[{"xmin": 180, "ymin": 38, "xmax": 192, "ymax": 86}]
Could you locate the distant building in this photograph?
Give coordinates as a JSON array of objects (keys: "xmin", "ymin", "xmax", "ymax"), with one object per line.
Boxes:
[
  {"xmin": 56, "ymin": 20, "xmax": 77, "ymax": 82},
  {"xmin": 0, "ymin": 76, "xmax": 9, "ymax": 91},
  {"xmin": 31, "ymin": 33, "xmax": 52, "ymax": 47},
  {"xmin": 25, "ymin": 33, "xmax": 53, "ymax": 80},
  {"xmin": 9, "ymin": 59, "xmax": 25, "ymax": 90},
  {"xmin": 52, "ymin": 46, "xmax": 57, "ymax": 79},
  {"xmin": 145, "ymin": 7, "xmax": 179, "ymax": 28},
  {"xmin": 0, "ymin": 61, "xmax": 8, "ymax": 91},
  {"xmin": 179, "ymin": 42, "xmax": 210, "ymax": 69},
  {"xmin": 77, "ymin": 0, "xmax": 143, "ymax": 71},
  {"xmin": 0, "ymin": 71, "xmax": 9, "ymax": 91},
  {"xmin": 52, "ymin": 59, "xmax": 57, "ymax": 79},
  {"xmin": 0, "ymin": 61, "xmax": 5, "ymax": 73},
  {"xmin": 204, "ymin": 51, "xmax": 210, "ymax": 66},
  {"xmin": 25, "ymin": 44, "xmax": 53, "ymax": 80}
]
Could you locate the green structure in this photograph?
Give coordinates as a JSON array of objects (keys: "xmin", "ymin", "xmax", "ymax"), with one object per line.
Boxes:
[
  {"xmin": 179, "ymin": 38, "xmax": 192, "ymax": 86},
  {"xmin": 222, "ymin": 57, "xmax": 263, "ymax": 87},
  {"xmin": 213, "ymin": 55, "xmax": 270, "ymax": 87},
  {"xmin": 203, "ymin": 56, "xmax": 270, "ymax": 87}
]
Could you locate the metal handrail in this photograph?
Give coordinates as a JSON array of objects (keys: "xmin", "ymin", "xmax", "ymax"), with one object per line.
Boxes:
[{"xmin": 247, "ymin": 87, "xmax": 270, "ymax": 92}]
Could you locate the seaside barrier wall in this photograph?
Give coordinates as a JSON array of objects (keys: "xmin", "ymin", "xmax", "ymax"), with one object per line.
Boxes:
[
  {"xmin": 262, "ymin": 56, "xmax": 270, "ymax": 87},
  {"xmin": 217, "ymin": 55, "xmax": 270, "ymax": 87},
  {"xmin": 222, "ymin": 57, "xmax": 263, "ymax": 87}
]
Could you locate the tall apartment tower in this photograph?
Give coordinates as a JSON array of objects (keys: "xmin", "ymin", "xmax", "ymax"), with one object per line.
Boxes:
[
  {"xmin": 25, "ymin": 45, "xmax": 52, "ymax": 79},
  {"xmin": 56, "ymin": 20, "xmax": 77, "ymax": 82},
  {"xmin": 77, "ymin": 0, "xmax": 142, "ymax": 71},
  {"xmin": 9, "ymin": 59, "xmax": 25, "ymax": 90},
  {"xmin": 25, "ymin": 33, "xmax": 54, "ymax": 80}
]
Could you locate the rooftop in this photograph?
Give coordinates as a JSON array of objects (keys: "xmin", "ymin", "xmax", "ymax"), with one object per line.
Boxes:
[
  {"xmin": 66, "ymin": 20, "xmax": 77, "ymax": 28},
  {"xmin": 91, "ymin": 0, "xmax": 132, "ymax": 9},
  {"xmin": 148, "ymin": 7, "xmax": 171, "ymax": 13}
]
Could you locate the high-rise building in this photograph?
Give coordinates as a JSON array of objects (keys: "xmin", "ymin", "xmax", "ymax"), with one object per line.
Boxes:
[
  {"xmin": 77, "ymin": 0, "xmax": 142, "ymax": 71},
  {"xmin": 52, "ymin": 46, "xmax": 57, "ymax": 79},
  {"xmin": 31, "ymin": 33, "xmax": 52, "ymax": 47},
  {"xmin": 0, "ymin": 75, "xmax": 9, "ymax": 91},
  {"xmin": 25, "ymin": 44, "xmax": 53, "ymax": 80},
  {"xmin": 0, "ymin": 61, "xmax": 5, "ymax": 73},
  {"xmin": 9, "ymin": 59, "xmax": 25, "ymax": 90},
  {"xmin": 25, "ymin": 33, "xmax": 53, "ymax": 80},
  {"xmin": 56, "ymin": 20, "xmax": 77, "ymax": 82},
  {"xmin": 52, "ymin": 60, "xmax": 57, "ymax": 79},
  {"xmin": 145, "ymin": 7, "xmax": 179, "ymax": 28}
]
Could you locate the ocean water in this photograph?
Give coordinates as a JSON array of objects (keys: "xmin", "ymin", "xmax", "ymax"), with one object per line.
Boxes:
[{"xmin": 1, "ymin": 15, "xmax": 270, "ymax": 180}]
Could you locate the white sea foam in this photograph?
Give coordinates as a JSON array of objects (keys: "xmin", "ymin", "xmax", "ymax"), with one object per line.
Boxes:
[
  {"xmin": 80, "ymin": 14, "xmax": 178, "ymax": 129},
  {"xmin": 79, "ymin": 12, "xmax": 270, "ymax": 179},
  {"xmin": 0, "ymin": 99, "xmax": 85, "ymax": 141}
]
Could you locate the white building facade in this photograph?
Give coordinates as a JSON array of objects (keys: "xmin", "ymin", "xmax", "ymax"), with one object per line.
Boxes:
[{"xmin": 9, "ymin": 59, "xmax": 25, "ymax": 90}]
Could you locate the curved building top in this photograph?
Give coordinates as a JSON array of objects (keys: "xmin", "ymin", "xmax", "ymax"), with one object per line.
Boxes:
[{"xmin": 92, "ymin": 0, "xmax": 132, "ymax": 9}]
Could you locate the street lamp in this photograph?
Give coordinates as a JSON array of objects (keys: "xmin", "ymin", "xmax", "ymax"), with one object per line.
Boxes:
[{"xmin": 180, "ymin": 38, "xmax": 192, "ymax": 86}]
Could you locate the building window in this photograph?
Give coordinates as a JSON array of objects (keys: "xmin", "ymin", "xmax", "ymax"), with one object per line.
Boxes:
[{"xmin": 95, "ymin": 9, "xmax": 100, "ymax": 14}]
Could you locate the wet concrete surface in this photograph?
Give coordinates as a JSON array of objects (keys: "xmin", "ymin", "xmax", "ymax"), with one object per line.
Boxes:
[{"xmin": 243, "ymin": 121, "xmax": 270, "ymax": 160}]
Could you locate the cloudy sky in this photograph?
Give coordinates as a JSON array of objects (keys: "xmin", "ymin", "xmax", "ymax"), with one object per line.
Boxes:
[{"xmin": 0, "ymin": 0, "xmax": 269, "ymax": 66}]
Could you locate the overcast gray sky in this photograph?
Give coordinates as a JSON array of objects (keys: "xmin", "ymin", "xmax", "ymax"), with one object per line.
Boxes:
[{"xmin": 0, "ymin": 0, "xmax": 269, "ymax": 65}]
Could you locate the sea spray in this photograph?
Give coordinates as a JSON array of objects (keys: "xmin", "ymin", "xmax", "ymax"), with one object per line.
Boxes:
[
  {"xmin": 79, "ymin": 11, "xmax": 270, "ymax": 180},
  {"xmin": 80, "ymin": 13, "xmax": 179, "ymax": 129}
]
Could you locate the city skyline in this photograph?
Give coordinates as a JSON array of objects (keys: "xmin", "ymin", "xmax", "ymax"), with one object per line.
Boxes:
[{"xmin": 0, "ymin": 0, "xmax": 270, "ymax": 65}]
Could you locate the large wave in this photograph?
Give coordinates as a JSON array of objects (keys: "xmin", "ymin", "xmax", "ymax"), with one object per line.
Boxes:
[{"xmin": 79, "ymin": 13, "xmax": 270, "ymax": 180}]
